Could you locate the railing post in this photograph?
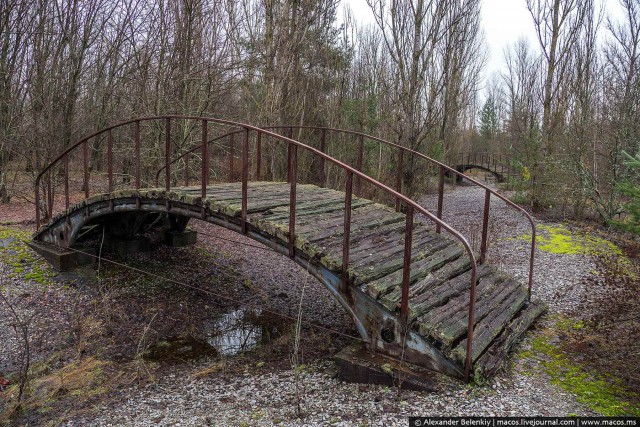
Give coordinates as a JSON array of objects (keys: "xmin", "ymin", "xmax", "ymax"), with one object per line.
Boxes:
[
  {"xmin": 134, "ymin": 121, "xmax": 141, "ymax": 189},
  {"xmin": 395, "ymin": 148, "xmax": 403, "ymax": 212},
  {"xmin": 64, "ymin": 154, "xmax": 69, "ymax": 210},
  {"xmin": 256, "ymin": 131, "xmax": 262, "ymax": 180},
  {"xmin": 35, "ymin": 181, "xmax": 41, "ymax": 229},
  {"xmin": 287, "ymin": 127, "xmax": 293, "ymax": 183},
  {"xmin": 355, "ymin": 134, "xmax": 363, "ymax": 196},
  {"xmin": 288, "ymin": 143, "xmax": 297, "ymax": 258},
  {"xmin": 47, "ymin": 170, "xmax": 53, "ymax": 219},
  {"xmin": 319, "ymin": 129, "xmax": 326, "ymax": 187},
  {"xmin": 480, "ymin": 189, "xmax": 490, "ymax": 263},
  {"xmin": 400, "ymin": 205, "xmax": 414, "ymax": 324},
  {"xmin": 464, "ymin": 262, "xmax": 478, "ymax": 382},
  {"xmin": 201, "ymin": 120, "xmax": 208, "ymax": 199},
  {"xmin": 436, "ymin": 165, "xmax": 445, "ymax": 234},
  {"xmin": 108, "ymin": 129, "xmax": 113, "ymax": 193},
  {"xmin": 229, "ymin": 132, "xmax": 235, "ymax": 181},
  {"xmin": 342, "ymin": 170, "xmax": 353, "ymax": 294},
  {"xmin": 528, "ymin": 226, "xmax": 536, "ymax": 301},
  {"xmin": 165, "ymin": 118, "xmax": 171, "ymax": 191},
  {"xmin": 242, "ymin": 128, "xmax": 249, "ymax": 234},
  {"xmin": 83, "ymin": 140, "xmax": 89, "ymax": 198},
  {"xmin": 184, "ymin": 152, "xmax": 190, "ymax": 187}
]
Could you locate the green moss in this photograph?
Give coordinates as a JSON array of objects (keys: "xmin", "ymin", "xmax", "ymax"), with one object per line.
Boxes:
[
  {"xmin": 518, "ymin": 319, "xmax": 640, "ymax": 416},
  {"xmin": 518, "ymin": 224, "xmax": 622, "ymax": 256},
  {"xmin": 0, "ymin": 226, "xmax": 55, "ymax": 285}
]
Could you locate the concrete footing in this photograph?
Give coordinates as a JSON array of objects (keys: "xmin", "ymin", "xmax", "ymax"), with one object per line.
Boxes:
[
  {"xmin": 28, "ymin": 241, "xmax": 96, "ymax": 271},
  {"xmin": 334, "ymin": 343, "xmax": 438, "ymax": 391},
  {"xmin": 163, "ymin": 229, "xmax": 197, "ymax": 247},
  {"xmin": 105, "ymin": 235, "xmax": 150, "ymax": 257}
]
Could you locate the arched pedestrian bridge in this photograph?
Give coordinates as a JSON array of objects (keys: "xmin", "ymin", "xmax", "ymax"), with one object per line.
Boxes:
[
  {"xmin": 31, "ymin": 116, "xmax": 545, "ymax": 383},
  {"xmin": 445, "ymin": 152, "xmax": 516, "ymax": 183}
]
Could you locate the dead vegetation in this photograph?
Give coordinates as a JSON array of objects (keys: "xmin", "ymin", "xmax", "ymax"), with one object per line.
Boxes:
[{"xmin": 561, "ymin": 238, "xmax": 640, "ymax": 403}]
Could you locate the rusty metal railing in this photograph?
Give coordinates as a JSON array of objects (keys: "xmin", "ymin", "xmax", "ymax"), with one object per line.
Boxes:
[
  {"xmin": 157, "ymin": 124, "xmax": 536, "ymax": 296},
  {"xmin": 34, "ymin": 116, "xmax": 535, "ymax": 382}
]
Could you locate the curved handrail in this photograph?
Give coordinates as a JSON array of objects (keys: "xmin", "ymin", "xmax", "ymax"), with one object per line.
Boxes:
[
  {"xmin": 155, "ymin": 124, "xmax": 536, "ymax": 300},
  {"xmin": 33, "ymin": 115, "xmax": 525, "ymax": 382}
]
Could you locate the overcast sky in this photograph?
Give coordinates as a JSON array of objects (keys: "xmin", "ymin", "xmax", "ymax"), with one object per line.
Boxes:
[{"xmin": 340, "ymin": 0, "xmax": 624, "ymax": 91}]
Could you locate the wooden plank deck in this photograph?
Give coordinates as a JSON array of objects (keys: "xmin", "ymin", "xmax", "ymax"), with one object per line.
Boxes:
[
  {"xmin": 41, "ymin": 181, "xmax": 545, "ymax": 379},
  {"xmin": 173, "ymin": 182, "xmax": 544, "ymax": 377}
]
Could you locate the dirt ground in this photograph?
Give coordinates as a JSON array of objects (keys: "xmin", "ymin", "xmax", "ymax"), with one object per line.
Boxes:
[{"xmin": 1, "ymin": 183, "xmax": 639, "ymax": 426}]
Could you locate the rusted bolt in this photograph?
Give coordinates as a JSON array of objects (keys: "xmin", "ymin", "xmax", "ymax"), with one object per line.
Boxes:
[{"xmin": 380, "ymin": 327, "xmax": 395, "ymax": 343}]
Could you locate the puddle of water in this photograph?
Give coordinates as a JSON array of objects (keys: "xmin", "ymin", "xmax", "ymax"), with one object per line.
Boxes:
[
  {"xmin": 143, "ymin": 308, "xmax": 290, "ymax": 362},
  {"xmin": 204, "ymin": 308, "xmax": 288, "ymax": 356}
]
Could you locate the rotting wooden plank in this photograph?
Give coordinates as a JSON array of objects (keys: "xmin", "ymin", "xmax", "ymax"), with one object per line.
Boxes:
[
  {"xmin": 429, "ymin": 275, "xmax": 519, "ymax": 344},
  {"xmin": 260, "ymin": 197, "xmax": 370, "ymax": 222},
  {"xmin": 375, "ymin": 244, "xmax": 466, "ymax": 310},
  {"xmin": 406, "ymin": 255, "xmax": 476, "ymax": 309},
  {"xmin": 349, "ymin": 229, "xmax": 438, "ymax": 268},
  {"xmin": 264, "ymin": 197, "xmax": 379, "ymax": 224},
  {"xmin": 296, "ymin": 203, "xmax": 390, "ymax": 229},
  {"xmin": 313, "ymin": 219, "xmax": 408, "ymax": 254},
  {"xmin": 447, "ymin": 285, "xmax": 529, "ymax": 364},
  {"xmin": 415, "ymin": 272, "xmax": 512, "ymax": 346},
  {"xmin": 472, "ymin": 301, "xmax": 546, "ymax": 383},
  {"xmin": 335, "ymin": 219, "xmax": 428, "ymax": 259},
  {"xmin": 300, "ymin": 209, "xmax": 402, "ymax": 242},
  {"xmin": 177, "ymin": 181, "xmax": 283, "ymax": 194},
  {"xmin": 408, "ymin": 264, "xmax": 493, "ymax": 321},
  {"xmin": 361, "ymin": 242, "xmax": 461, "ymax": 299},
  {"xmin": 232, "ymin": 187, "xmax": 342, "ymax": 208},
  {"xmin": 349, "ymin": 233, "xmax": 448, "ymax": 285}
]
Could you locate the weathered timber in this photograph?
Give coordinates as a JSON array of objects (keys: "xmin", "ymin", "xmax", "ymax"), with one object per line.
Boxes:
[
  {"xmin": 34, "ymin": 181, "xmax": 545, "ymax": 383},
  {"xmin": 408, "ymin": 264, "xmax": 493, "ymax": 321},
  {"xmin": 448, "ymin": 285, "xmax": 529, "ymax": 364},
  {"xmin": 373, "ymin": 244, "xmax": 466, "ymax": 308},
  {"xmin": 345, "ymin": 234, "xmax": 448, "ymax": 285},
  {"xmin": 472, "ymin": 302, "xmax": 546, "ymax": 383},
  {"xmin": 415, "ymin": 273, "xmax": 511, "ymax": 346}
]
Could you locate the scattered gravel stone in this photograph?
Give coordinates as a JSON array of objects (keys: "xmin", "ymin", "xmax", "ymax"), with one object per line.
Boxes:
[{"xmin": 4, "ymin": 183, "xmax": 604, "ymax": 425}]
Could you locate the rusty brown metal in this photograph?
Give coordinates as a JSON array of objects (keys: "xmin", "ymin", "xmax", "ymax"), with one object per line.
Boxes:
[
  {"xmin": 184, "ymin": 153, "xmax": 190, "ymax": 187},
  {"xmin": 242, "ymin": 128, "xmax": 249, "ymax": 234},
  {"xmin": 480, "ymin": 189, "xmax": 491, "ymax": 264},
  {"xmin": 288, "ymin": 143, "xmax": 297, "ymax": 258},
  {"xmin": 135, "ymin": 121, "xmax": 141, "ymax": 189},
  {"xmin": 256, "ymin": 131, "xmax": 262, "ymax": 180},
  {"xmin": 342, "ymin": 170, "xmax": 353, "ymax": 294},
  {"xmin": 201, "ymin": 120, "xmax": 208, "ymax": 199},
  {"xmin": 395, "ymin": 148, "xmax": 403, "ymax": 212},
  {"xmin": 464, "ymin": 262, "xmax": 478, "ymax": 382},
  {"xmin": 83, "ymin": 140, "xmax": 89, "ymax": 198},
  {"xmin": 436, "ymin": 165, "xmax": 445, "ymax": 234},
  {"xmin": 400, "ymin": 205, "xmax": 414, "ymax": 324},
  {"xmin": 229, "ymin": 132, "xmax": 235, "ymax": 182},
  {"xmin": 165, "ymin": 118, "xmax": 171, "ymax": 191},
  {"xmin": 355, "ymin": 134, "xmax": 363, "ymax": 196},
  {"xmin": 47, "ymin": 170, "xmax": 52, "ymax": 219},
  {"xmin": 33, "ymin": 116, "xmax": 535, "ymax": 385},
  {"xmin": 64, "ymin": 154, "xmax": 69, "ymax": 210},
  {"xmin": 319, "ymin": 129, "xmax": 326, "ymax": 187},
  {"xmin": 108, "ymin": 129, "xmax": 113, "ymax": 193}
]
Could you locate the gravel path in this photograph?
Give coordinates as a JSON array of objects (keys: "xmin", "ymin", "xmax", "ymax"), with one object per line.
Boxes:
[{"xmin": 4, "ymin": 183, "xmax": 604, "ymax": 425}]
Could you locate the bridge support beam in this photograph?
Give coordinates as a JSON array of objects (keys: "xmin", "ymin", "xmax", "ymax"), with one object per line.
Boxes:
[
  {"xmin": 334, "ymin": 342, "xmax": 438, "ymax": 391},
  {"xmin": 104, "ymin": 235, "xmax": 151, "ymax": 257},
  {"xmin": 28, "ymin": 241, "xmax": 95, "ymax": 271},
  {"xmin": 163, "ymin": 229, "xmax": 197, "ymax": 247}
]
